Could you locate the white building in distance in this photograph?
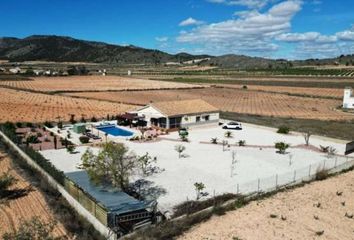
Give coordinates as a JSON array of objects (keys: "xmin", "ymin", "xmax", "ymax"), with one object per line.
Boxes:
[{"xmin": 343, "ymin": 87, "xmax": 354, "ymax": 109}]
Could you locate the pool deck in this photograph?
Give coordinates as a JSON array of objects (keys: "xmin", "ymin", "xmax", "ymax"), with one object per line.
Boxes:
[{"xmin": 46, "ymin": 121, "xmax": 141, "ymax": 146}]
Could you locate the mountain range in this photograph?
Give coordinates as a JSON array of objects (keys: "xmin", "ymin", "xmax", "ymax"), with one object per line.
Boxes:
[{"xmin": 0, "ymin": 35, "xmax": 353, "ymax": 68}]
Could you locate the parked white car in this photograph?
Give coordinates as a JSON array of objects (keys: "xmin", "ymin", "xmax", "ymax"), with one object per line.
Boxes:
[{"xmin": 222, "ymin": 122, "xmax": 242, "ymax": 130}]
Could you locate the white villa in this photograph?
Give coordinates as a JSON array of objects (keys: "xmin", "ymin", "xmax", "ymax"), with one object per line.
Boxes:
[
  {"xmin": 343, "ymin": 87, "xmax": 354, "ymax": 109},
  {"xmin": 134, "ymin": 99, "xmax": 219, "ymax": 129}
]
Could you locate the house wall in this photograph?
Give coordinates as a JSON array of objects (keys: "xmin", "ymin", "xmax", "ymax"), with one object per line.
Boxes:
[
  {"xmin": 343, "ymin": 88, "xmax": 354, "ymax": 109},
  {"xmin": 180, "ymin": 112, "xmax": 219, "ymax": 128},
  {"xmin": 136, "ymin": 106, "xmax": 165, "ymax": 126}
]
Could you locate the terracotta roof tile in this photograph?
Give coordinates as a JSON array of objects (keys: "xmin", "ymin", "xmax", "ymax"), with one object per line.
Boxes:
[{"xmin": 150, "ymin": 99, "xmax": 219, "ymax": 117}]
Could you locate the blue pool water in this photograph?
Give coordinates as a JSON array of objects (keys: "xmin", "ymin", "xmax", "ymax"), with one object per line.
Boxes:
[{"xmin": 96, "ymin": 125, "xmax": 134, "ymax": 137}]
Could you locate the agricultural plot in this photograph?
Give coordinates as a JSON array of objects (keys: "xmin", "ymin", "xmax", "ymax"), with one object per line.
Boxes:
[
  {"xmin": 0, "ymin": 152, "xmax": 67, "ymax": 237},
  {"xmin": 66, "ymin": 88, "xmax": 354, "ymax": 121},
  {"xmin": 0, "ymin": 88, "xmax": 134, "ymax": 123},
  {"xmin": 211, "ymin": 84, "xmax": 344, "ymax": 99},
  {"xmin": 0, "ymin": 76, "xmax": 201, "ymax": 93}
]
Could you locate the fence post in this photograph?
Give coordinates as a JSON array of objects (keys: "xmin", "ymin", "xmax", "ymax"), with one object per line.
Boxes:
[
  {"xmin": 335, "ymin": 157, "xmax": 338, "ymax": 168},
  {"xmin": 275, "ymin": 174, "xmax": 278, "ymax": 190},
  {"xmin": 237, "ymin": 183, "xmax": 239, "ymax": 194},
  {"xmin": 308, "ymin": 165, "xmax": 311, "ymax": 177},
  {"xmin": 257, "ymin": 178, "xmax": 260, "ymax": 194},
  {"xmin": 293, "ymin": 170, "xmax": 296, "ymax": 183}
]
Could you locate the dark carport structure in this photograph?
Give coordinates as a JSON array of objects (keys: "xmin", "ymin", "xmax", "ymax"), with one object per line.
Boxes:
[{"xmin": 65, "ymin": 171, "xmax": 156, "ymax": 236}]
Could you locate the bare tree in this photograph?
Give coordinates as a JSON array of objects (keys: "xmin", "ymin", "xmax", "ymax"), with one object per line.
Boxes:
[
  {"xmin": 303, "ymin": 131, "xmax": 312, "ymax": 146},
  {"xmin": 175, "ymin": 144, "xmax": 186, "ymax": 158},
  {"xmin": 194, "ymin": 182, "xmax": 206, "ymax": 200}
]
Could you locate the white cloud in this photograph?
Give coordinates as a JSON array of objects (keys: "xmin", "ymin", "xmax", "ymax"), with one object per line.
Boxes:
[
  {"xmin": 178, "ymin": 0, "xmax": 302, "ymax": 54},
  {"xmin": 336, "ymin": 30, "xmax": 354, "ymax": 41},
  {"xmin": 179, "ymin": 17, "xmax": 204, "ymax": 27},
  {"xmin": 276, "ymin": 32, "xmax": 320, "ymax": 42},
  {"xmin": 155, "ymin": 37, "xmax": 169, "ymax": 42}
]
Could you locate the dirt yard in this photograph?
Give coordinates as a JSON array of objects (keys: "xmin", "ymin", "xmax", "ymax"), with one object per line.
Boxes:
[
  {"xmin": 179, "ymin": 170, "xmax": 354, "ymax": 240},
  {"xmin": 0, "ymin": 151, "xmax": 68, "ymax": 238}
]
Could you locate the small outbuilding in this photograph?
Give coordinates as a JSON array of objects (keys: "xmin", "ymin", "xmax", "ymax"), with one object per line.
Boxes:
[
  {"xmin": 343, "ymin": 87, "xmax": 354, "ymax": 109},
  {"xmin": 134, "ymin": 99, "xmax": 219, "ymax": 129}
]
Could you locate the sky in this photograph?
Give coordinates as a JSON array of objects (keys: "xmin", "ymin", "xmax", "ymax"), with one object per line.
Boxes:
[{"xmin": 1, "ymin": 0, "xmax": 354, "ymax": 59}]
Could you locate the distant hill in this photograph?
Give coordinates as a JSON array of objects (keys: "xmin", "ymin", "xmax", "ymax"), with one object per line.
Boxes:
[
  {"xmin": 0, "ymin": 35, "xmax": 210, "ymax": 64},
  {"xmin": 0, "ymin": 35, "xmax": 353, "ymax": 68}
]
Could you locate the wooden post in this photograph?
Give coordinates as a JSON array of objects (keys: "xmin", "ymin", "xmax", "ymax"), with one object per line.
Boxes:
[
  {"xmin": 309, "ymin": 165, "xmax": 312, "ymax": 177},
  {"xmin": 293, "ymin": 170, "xmax": 296, "ymax": 182},
  {"xmin": 275, "ymin": 174, "xmax": 278, "ymax": 189},
  {"xmin": 257, "ymin": 178, "xmax": 260, "ymax": 194}
]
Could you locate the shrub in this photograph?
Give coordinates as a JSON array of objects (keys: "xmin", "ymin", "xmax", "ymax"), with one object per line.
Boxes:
[
  {"xmin": 15, "ymin": 122, "xmax": 23, "ymax": 128},
  {"xmin": 25, "ymin": 122, "xmax": 33, "ymax": 128},
  {"xmin": 238, "ymin": 140, "xmax": 246, "ymax": 146},
  {"xmin": 225, "ymin": 131, "xmax": 233, "ymax": 138},
  {"xmin": 26, "ymin": 135, "xmax": 40, "ymax": 144},
  {"xmin": 79, "ymin": 136, "xmax": 90, "ymax": 144},
  {"xmin": 67, "ymin": 145, "xmax": 76, "ymax": 154},
  {"xmin": 315, "ymin": 169, "xmax": 329, "ymax": 181},
  {"xmin": 242, "ymin": 85, "xmax": 248, "ymax": 89},
  {"xmin": 44, "ymin": 121, "xmax": 53, "ymax": 128},
  {"xmin": 277, "ymin": 125, "xmax": 290, "ymax": 134},
  {"xmin": 57, "ymin": 121, "xmax": 63, "ymax": 129},
  {"xmin": 275, "ymin": 142, "xmax": 290, "ymax": 154},
  {"xmin": 212, "ymin": 205, "xmax": 226, "ymax": 216},
  {"xmin": 211, "ymin": 137, "xmax": 218, "ymax": 144},
  {"xmin": 91, "ymin": 116, "xmax": 98, "ymax": 122}
]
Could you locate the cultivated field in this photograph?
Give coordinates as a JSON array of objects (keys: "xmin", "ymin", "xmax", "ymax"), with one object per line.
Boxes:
[
  {"xmin": 65, "ymin": 88, "xmax": 354, "ymax": 121},
  {"xmin": 179, "ymin": 169, "xmax": 354, "ymax": 240},
  {"xmin": 0, "ymin": 75, "xmax": 201, "ymax": 93},
  {"xmin": 0, "ymin": 87, "xmax": 134, "ymax": 123},
  {"xmin": 0, "ymin": 151, "xmax": 67, "ymax": 238},
  {"xmin": 210, "ymin": 84, "xmax": 344, "ymax": 99}
]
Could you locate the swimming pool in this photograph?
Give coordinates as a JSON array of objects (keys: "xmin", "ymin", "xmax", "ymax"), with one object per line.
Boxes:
[{"xmin": 96, "ymin": 125, "xmax": 134, "ymax": 137}]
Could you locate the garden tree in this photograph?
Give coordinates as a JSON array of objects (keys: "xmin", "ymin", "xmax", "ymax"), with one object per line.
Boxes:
[
  {"xmin": 178, "ymin": 128, "xmax": 189, "ymax": 141},
  {"xmin": 69, "ymin": 114, "xmax": 76, "ymax": 124},
  {"xmin": 137, "ymin": 152, "xmax": 158, "ymax": 176},
  {"xmin": 194, "ymin": 182, "xmax": 207, "ymax": 200},
  {"xmin": 175, "ymin": 144, "xmax": 186, "ymax": 158},
  {"xmin": 275, "ymin": 142, "xmax": 290, "ymax": 154},
  {"xmin": 303, "ymin": 131, "xmax": 312, "ymax": 146},
  {"xmin": 2, "ymin": 217, "xmax": 63, "ymax": 240},
  {"xmin": 80, "ymin": 143, "xmax": 137, "ymax": 190},
  {"xmin": 222, "ymin": 140, "xmax": 229, "ymax": 152},
  {"xmin": 224, "ymin": 131, "xmax": 233, "ymax": 138}
]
